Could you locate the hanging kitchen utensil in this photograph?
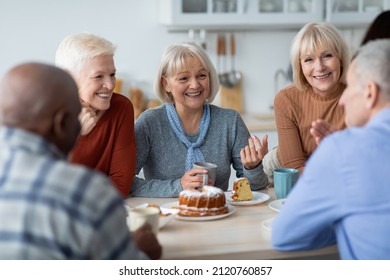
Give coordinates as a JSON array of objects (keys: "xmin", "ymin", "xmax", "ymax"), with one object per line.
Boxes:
[
  {"xmin": 227, "ymin": 33, "xmax": 242, "ymax": 87},
  {"xmin": 218, "ymin": 34, "xmax": 232, "ymax": 88},
  {"xmin": 200, "ymin": 29, "xmax": 207, "ymax": 50},
  {"xmin": 219, "ymin": 32, "xmax": 244, "ymax": 113}
]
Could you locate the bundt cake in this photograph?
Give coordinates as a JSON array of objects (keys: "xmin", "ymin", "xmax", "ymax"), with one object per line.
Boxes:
[
  {"xmin": 177, "ymin": 186, "xmax": 228, "ymax": 217},
  {"xmin": 231, "ymin": 177, "xmax": 253, "ymax": 201}
]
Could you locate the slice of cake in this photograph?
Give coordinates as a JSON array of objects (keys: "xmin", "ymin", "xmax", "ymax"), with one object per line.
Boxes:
[{"xmin": 231, "ymin": 177, "xmax": 253, "ymax": 201}]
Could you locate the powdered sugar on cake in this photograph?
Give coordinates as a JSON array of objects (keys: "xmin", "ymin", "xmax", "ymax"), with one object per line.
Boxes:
[{"xmin": 177, "ymin": 186, "xmax": 228, "ymax": 217}]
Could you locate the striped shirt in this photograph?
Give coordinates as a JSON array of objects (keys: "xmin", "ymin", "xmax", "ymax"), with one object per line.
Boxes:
[
  {"xmin": 274, "ymin": 84, "xmax": 346, "ymax": 173},
  {"xmin": 0, "ymin": 127, "xmax": 147, "ymax": 259}
]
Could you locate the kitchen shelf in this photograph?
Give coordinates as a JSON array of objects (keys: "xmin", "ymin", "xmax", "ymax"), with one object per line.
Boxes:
[
  {"xmin": 158, "ymin": 0, "xmax": 324, "ymax": 31},
  {"xmin": 159, "ymin": 0, "xmax": 389, "ymax": 31},
  {"xmin": 325, "ymin": 0, "xmax": 390, "ymax": 27}
]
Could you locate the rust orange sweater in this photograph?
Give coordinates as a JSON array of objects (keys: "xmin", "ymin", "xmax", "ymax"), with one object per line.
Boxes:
[
  {"xmin": 274, "ymin": 84, "xmax": 346, "ymax": 173},
  {"xmin": 70, "ymin": 93, "xmax": 136, "ymax": 197}
]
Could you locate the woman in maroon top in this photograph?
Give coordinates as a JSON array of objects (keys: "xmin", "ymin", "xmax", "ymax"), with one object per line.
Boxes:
[{"xmin": 55, "ymin": 33, "xmax": 135, "ymax": 197}]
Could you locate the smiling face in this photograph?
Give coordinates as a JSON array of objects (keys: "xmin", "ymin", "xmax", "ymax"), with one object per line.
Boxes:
[
  {"xmin": 74, "ymin": 54, "xmax": 116, "ymax": 111},
  {"xmin": 300, "ymin": 47, "xmax": 341, "ymax": 96},
  {"xmin": 162, "ymin": 57, "xmax": 210, "ymax": 113}
]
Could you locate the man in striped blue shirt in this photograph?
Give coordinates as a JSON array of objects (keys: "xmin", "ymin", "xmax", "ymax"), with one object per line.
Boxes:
[{"xmin": 0, "ymin": 62, "xmax": 161, "ymax": 259}]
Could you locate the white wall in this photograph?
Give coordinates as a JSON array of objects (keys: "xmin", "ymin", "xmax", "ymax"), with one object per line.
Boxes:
[{"xmin": 0, "ymin": 0, "xmax": 365, "ymax": 114}]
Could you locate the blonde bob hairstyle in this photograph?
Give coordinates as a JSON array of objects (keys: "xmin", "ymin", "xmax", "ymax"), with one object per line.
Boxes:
[
  {"xmin": 290, "ymin": 22, "xmax": 350, "ymax": 92},
  {"xmin": 155, "ymin": 42, "xmax": 220, "ymax": 104},
  {"xmin": 55, "ymin": 33, "xmax": 117, "ymax": 75}
]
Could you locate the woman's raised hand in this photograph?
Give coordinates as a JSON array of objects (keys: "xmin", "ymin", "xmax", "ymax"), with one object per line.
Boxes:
[
  {"xmin": 240, "ymin": 134, "xmax": 268, "ymax": 170},
  {"xmin": 78, "ymin": 101, "xmax": 104, "ymax": 135},
  {"xmin": 310, "ymin": 119, "xmax": 334, "ymax": 145}
]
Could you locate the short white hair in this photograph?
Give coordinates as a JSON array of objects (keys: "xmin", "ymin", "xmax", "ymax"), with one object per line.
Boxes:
[{"xmin": 55, "ymin": 33, "xmax": 116, "ymax": 74}]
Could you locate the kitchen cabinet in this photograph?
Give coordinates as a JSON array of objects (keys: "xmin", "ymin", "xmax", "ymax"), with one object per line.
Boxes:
[
  {"xmin": 325, "ymin": 0, "xmax": 390, "ymax": 26},
  {"xmin": 159, "ymin": 0, "xmax": 389, "ymax": 31},
  {"xmin": 158, "ymin": 0, "xmax": 324, "ymax": 30}
]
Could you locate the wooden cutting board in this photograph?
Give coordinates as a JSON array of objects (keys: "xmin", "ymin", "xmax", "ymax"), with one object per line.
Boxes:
[
  {"xmin": 219, "ymin": 33, "xmax": 244, "ymax": 114},
  {"xmin": 220, "ymin": 79, "xmax": 244, "ymax": 114}
]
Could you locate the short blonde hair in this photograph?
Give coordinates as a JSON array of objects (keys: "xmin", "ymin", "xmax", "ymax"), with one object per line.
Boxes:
[
  {"xmin": 55, "ymin": 33, "xmax": 116, "ymax": 75},
  {"xmin": 290, "ymin": 22, "xmax": 350, "ymax": 92},
  {"xmin": 155, "ymin": 42, "xmax": 220, "ymax": 104}
]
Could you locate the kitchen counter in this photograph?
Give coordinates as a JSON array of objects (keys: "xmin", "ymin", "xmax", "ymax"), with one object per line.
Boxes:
[{"xmin": 241, "ymin": 113, "xmax": 276, "ymax": 132}]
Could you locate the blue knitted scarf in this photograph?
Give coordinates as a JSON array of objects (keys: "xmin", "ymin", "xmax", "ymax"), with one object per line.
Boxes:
[{"xmin": 165, "ymin": 103, "xmax": 210, "ymax": 171}]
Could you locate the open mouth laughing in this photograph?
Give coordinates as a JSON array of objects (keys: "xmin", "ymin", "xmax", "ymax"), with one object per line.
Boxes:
[
  {"xmin": 185, "ymin": 92, "xmax": 201, "ymax": 97},
  {"xmin": 96, "ymin": 92, "xmax": 111, "ymax": 98},
  {"xmin": 313, "ymin": 73, "xmax": 331, "ymax": 80}
]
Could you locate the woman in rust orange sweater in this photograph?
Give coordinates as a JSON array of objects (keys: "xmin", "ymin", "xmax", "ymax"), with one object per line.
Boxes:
[
  {"xmin": 55, "ymin": 33, "xmax": 135, "ymax": 197},
  {"xmin": 265, "ymin": 22, "xmax": 350, "ymax": 179}
]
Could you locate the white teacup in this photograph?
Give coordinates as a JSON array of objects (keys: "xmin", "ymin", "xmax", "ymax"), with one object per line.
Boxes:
[{"xmin": 127, "ymin": 207, "xmax": 159, "ymax": 235}]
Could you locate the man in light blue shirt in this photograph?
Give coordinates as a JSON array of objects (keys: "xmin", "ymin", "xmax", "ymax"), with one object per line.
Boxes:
[{"xmin": 272, "ymin": 39, "xmax": 390, "ymax": 259}]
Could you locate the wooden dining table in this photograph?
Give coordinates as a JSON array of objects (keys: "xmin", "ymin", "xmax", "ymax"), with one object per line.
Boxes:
[{"xmin": 125, "ymin": 188, "xmax": 339, "ymax": 260}]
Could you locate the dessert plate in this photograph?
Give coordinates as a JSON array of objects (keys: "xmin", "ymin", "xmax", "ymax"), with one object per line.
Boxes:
[
  {"xmin": 224, "ymin": 191, "xmax": 270, "ymax": 206},
  {"xmin": 160, "ymin": 202, "xmax": 236, "ymax": 221},
  {"xmin": 261, "ymin": 217, "xmax": 274, "ymax": 231},
  {"xmin": 268, "ymin": 199, "xmax": 286, "ymax": 212}
]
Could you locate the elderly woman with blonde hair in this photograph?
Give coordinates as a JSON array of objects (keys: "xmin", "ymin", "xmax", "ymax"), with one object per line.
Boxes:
[
  {"xmin": 264, "ymin": 22, "xmax": 350, "ymax": 181},
  {"xmin": 131, "ymin": 42, "xmax": 269, "ymax": 197},
  {"xmin": 55, "ymin": 33, "xmax": 136, "ymax": 197}
]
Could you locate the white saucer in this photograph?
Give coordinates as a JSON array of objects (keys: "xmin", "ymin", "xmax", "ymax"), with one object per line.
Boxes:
[{"xmin": 268, "ymin": 199, "xmax": 286, "ymax": 212}]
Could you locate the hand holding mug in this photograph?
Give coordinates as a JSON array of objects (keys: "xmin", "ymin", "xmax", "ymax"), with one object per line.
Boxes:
[
  {"xmin": 180, "ymin": 162, "xmax": 217, "ymax": 191},
  {"xmin": 180, "ymin": 168, "xmax": 208, "ymax": 191},
  {"xmin": 192, "ymin": 162, "xmax": 217, "ymax": 188}
]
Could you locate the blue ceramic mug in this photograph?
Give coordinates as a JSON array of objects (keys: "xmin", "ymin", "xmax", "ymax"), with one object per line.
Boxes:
[{"xmin": 273, "ymin": 168, "xmax": 299, "ymax": 199}]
